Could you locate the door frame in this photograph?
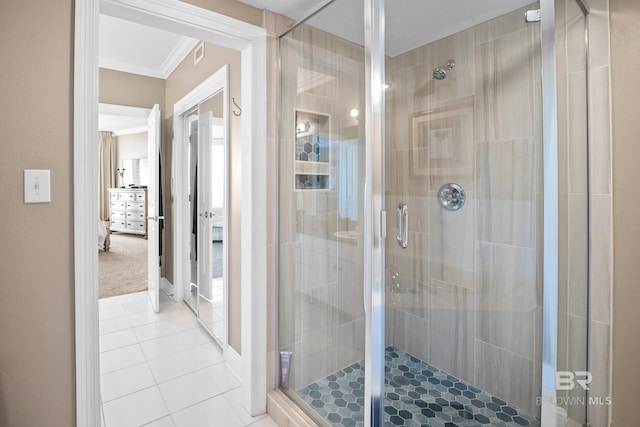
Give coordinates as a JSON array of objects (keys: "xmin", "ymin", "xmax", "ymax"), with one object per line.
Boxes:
[
  {"xmin": 73, "ymin": 0, "xmax": 268, "ymax": 425},
  {"xmin": 172, "ymin": 65, "xmax": 229, "ymax": 350}
]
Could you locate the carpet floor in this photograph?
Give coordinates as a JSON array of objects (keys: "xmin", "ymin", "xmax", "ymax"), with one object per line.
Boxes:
[{"xmin": 99, "ymin": 233, "xmax": 148, "ymax": 299}]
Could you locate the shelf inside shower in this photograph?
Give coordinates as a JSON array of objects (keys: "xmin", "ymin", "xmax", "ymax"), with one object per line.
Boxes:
[
  {"xmin": 295, "ymin": 110, "xmax": 331, "ymax": 191},
  {"xmin": 297, "ymin": 346, "xmax": 541, "ymax": 427}
]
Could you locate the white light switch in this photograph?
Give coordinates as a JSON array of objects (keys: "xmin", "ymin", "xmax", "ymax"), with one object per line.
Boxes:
[{"xmin": 24, "ymin": 169, "xmax": 51, "ymax": 203}]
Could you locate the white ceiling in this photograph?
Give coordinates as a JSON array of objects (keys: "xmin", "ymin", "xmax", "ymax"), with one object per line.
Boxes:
[
  {"xmin": 99, "ymin": 15, "xmax": 199, "ymax": 132},
  {"xmin": 99, "ymin": 104, "xmax": 151, "ymax": 135},
  {"xmin": 239, "ymin": 0, "xmax": 318, "ymax": 22},
  {"xmin": 99, "ymin": 14, "xmax": 198, "ymax": 79},
  {"xmin": 239, "ymin": 0, "xmax": 534, "ymax": 57}
]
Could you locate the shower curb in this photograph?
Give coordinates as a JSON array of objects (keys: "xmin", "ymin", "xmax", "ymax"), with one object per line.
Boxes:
[{"xmin": 267, "ymin": 389, "xmax": 320, "ymax": 427}]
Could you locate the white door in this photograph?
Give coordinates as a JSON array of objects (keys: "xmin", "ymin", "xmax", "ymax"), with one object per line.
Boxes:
[
  {"xmin": 197, "ymin": 111, "xmax": 213, "ymax": 306},
  {"xmin": 147, "ymin": 104, "xmax": 161, "ymax": 312}
]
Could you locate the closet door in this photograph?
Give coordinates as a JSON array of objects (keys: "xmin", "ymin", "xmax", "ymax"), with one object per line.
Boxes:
[{"xmin": 196, "ymin": 111, "xmax": 213, "ymax": 312}]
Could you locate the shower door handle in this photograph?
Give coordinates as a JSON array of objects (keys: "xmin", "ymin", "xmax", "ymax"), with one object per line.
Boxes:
[
  {"xmin": 396, "ymin": 205, "xmax": 403, "ymax": 243},
  {"xmin": 396, "ymin": 203, "xmax": 409, "ymax": 249}
]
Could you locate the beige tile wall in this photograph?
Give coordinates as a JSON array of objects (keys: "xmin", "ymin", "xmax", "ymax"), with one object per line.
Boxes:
[{"xmin": 385, "ymin": 4, "xmax": 543, "ymax": 416}]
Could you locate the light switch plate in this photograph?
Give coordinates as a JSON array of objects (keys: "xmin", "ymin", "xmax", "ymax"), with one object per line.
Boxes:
[{"xmin": 24, "ymin": 169, "xmax": 51, "ymax": 203}]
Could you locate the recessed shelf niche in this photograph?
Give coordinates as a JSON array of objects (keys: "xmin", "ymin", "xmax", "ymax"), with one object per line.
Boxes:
[{"xmin": 295, "ymin": 110, "xmax": 330, "ymax": 190}]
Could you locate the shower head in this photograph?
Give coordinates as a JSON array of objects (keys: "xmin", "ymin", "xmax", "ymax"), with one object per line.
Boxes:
[
  {"xmin": 433, "ymin": 59, "xmax": 456, "ymax": 80},
  {"xmin": 433, "ymin": 67, "xmax": 447, "ymax": 80}
]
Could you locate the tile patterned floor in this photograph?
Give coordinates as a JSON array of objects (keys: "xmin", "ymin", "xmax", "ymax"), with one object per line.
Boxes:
[
  {"xmin": 298, "ymin": 346, "xmax": 541, "ymax": 427},
  {"xmin": 99, "ymin": 291, "xmax": 277, "ymax": 427}
]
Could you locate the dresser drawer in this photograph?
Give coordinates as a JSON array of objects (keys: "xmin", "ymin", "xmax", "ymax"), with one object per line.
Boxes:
[
  {"xmin": 126, "ymin": 201, "xmax": 145, "ymax": 212},
  {"xmin": 111, "ymin": 219, "xmax": 126, "ymax": 229},
  {"xmin": 120, "ymin": 192, "xmax": 136, "ymax": 201},
  {"xmin": 126, "ymin": 211, "xmax": 146, "ymax": 221},
  {"xmin": 111, "ymin": 201, "xmax": 126, "ymax": 210},
  {"xmin": 109, "ymin": 192, "xmax": 119, "ymax": 201},
  {"xmin": 135, "ymin": 192, "xmax": 146, "ymax": 202},
  {"xmin": 111, "ymin": 210, "xmax": 126, "ymax": 220},
  {"xmin": 126, "ymin": 221, "xmax": 146, "ymax": 232}
]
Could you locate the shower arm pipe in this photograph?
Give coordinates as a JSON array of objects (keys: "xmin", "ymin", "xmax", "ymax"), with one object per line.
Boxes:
[
  {"xmin": 278, "ymin": 0, "xmax": 337, "ymax": 39},
  {"xmin": 575, "ymin": 0, "xmax": 590, "ymax": 15}
]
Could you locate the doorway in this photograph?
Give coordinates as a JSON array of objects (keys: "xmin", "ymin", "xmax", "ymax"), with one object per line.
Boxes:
[
  {"xmin": 74, "ymin": 0, "xmax": 268, "ymax": 424},
  {"xmin": 97, "ymin": 103, "xmax": 156, "ymax": 301}
]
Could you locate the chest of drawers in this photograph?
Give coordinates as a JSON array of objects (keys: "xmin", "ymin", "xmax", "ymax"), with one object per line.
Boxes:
[{"xmin": 108, "ymin": 188, "xmax": 148, "ymax": 236}]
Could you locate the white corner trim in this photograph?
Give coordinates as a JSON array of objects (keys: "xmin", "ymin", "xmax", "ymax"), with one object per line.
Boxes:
[
  {"xmin": 76, "ymin": 1, "xmax": 268, "ymax": 426},
  {"xmin": 74, "ymin": 0, "xmax": 101, "ymax": 425},
  {"xmin": 99, "ymin": 57, "xmax": 166, "ymax": 79},
  {"xmin": 160, "ymin": 36, "xmax": 199, "ymax": 78},
  {"xmin": 241, "ymin": 35, "xmax": 268, "ymax": 417}
]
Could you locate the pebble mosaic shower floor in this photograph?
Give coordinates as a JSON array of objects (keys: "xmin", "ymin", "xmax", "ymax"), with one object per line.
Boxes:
[{"xmin": 297, "ymin": 346, "xmax": 541, "ymax": 427}]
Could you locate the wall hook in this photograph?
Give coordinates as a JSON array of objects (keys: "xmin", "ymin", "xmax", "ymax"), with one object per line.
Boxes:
[{"xmin": 232, "ymin": 97, "xmax": 242, "ymax": 116}]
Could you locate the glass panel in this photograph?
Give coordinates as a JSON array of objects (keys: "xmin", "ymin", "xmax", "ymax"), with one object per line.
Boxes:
[
  {"xmin": 383, "ymin": 1, "xmax": 544, "ymax": 425},
  {"xmin": 557, "ymin": 0, "xmax": 590, "ymax": 424},
  {"xmin": 278, "ymin": 0, "xmax": 367, "ymax": 424}
]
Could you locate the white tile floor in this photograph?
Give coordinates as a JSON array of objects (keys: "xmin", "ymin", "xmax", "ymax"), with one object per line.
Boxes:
[{"xmin": 99, "ymin": 291, "xmax": 277, "ymax": 427}]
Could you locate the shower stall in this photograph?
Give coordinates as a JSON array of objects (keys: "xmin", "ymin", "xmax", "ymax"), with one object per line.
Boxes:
[{"xmin": 278, "ymin": 0, "xmax": 591, "ymax": 426}]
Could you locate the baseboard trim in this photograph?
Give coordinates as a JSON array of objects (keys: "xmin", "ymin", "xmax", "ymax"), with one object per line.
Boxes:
[
  {"xmin": 160, "ymin": 277, "xmax": 174, "ymax": 296},
  {"xmin": 226, "ymin": 345, "xmax": 242, "ymax": 380}
]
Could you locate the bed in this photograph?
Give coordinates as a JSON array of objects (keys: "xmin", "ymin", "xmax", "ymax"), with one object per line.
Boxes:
[{"xmin": 98, "ymin": 219, "xmax": 110, "ymax": 251}]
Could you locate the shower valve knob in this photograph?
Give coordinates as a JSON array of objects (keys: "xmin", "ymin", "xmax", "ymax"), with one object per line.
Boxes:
[{"xmin": 438, "ymin": 183, "xmax": 466, "ymax": 211}]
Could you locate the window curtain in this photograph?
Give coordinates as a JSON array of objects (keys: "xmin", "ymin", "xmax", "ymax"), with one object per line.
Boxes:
[{"xmin": 98, "ymin": 132, "xmax": 116, "ymax": 221}]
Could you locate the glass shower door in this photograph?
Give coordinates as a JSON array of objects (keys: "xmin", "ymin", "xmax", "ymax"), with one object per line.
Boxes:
[
  {"xmin": 278, "ymin": 0, "xmax": 590, "ymax": 426},
  {"xmin": 278, "ymin": 2, "xmax": 368, "ymax": 424},
  {"xmin": 380, "ymin": 1, "xmax": 546, "ymax": 425}
]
